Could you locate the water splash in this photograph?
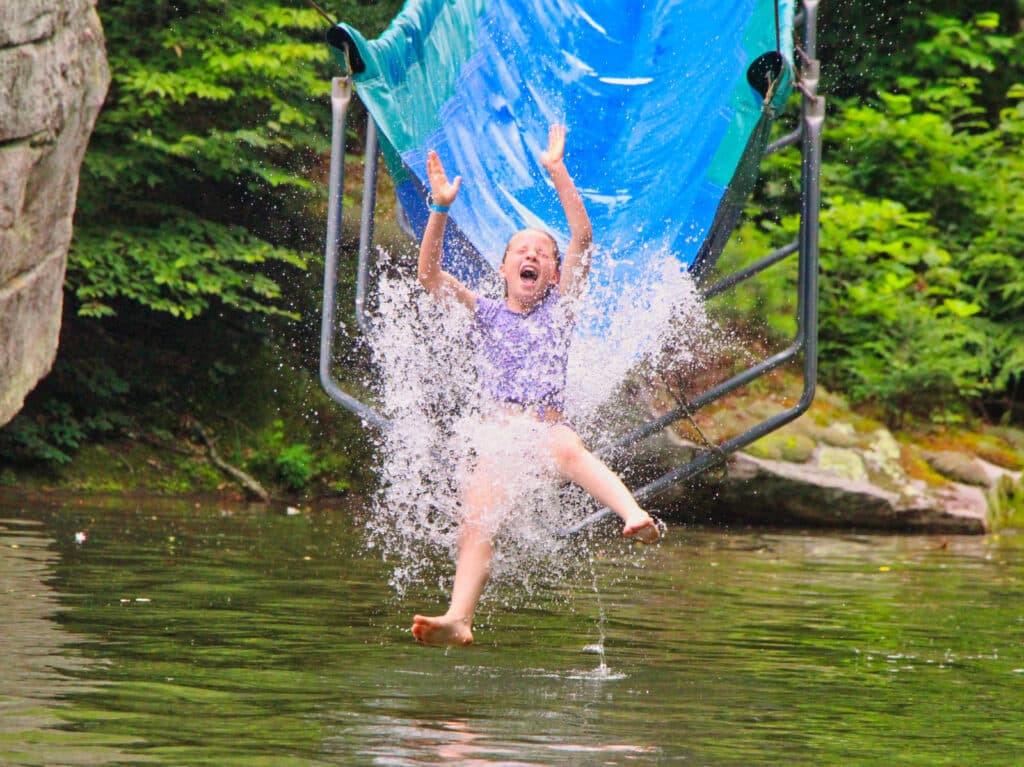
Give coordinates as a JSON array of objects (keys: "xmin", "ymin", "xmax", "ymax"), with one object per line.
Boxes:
[
  {"xmin": 362, "ymin": 245, "xmax": 720, "ymax": 603},
  {"xmin": 568, "ymin": 245, "xmax": 717, "ymax": 444},
  {"xmin": 578, "ymin": 554, "xmax": 615, "ymax": 679}
]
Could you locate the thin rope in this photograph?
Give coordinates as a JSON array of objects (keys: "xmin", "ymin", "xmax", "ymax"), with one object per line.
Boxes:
[{"xmin": 665, "ymin": 386, "xmax": 730, "ymax": 482}]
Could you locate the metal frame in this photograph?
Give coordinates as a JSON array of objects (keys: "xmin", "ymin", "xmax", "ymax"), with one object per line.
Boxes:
[
  {"xmin": 318, "ymin": 78, "xmax": 389, "ymax": 430},
  {"xmin": 319, "ymin": 0, "xmax": 824, "ymax": 531}
]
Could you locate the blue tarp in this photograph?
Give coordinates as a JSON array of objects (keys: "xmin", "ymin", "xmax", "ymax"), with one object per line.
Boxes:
[{"xmin": 330, "ymin": 0, "xmax": 795, "ymax": 289}]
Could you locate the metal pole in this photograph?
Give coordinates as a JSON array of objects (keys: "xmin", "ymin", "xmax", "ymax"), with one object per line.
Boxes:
[
  {"xmin": 355, "ymin": 120, "xmax": 380, "ymax": 336},
  {"xmin": 802, "ymin": 0, "xmax": 819, "ymax": 60},
  {"xmin": 797, "ymin": 54, "xmax": 824, "ymax": 411},
  {"xmin": 318, "ymin": 77, "xmax": 390, "ymax": 431}
]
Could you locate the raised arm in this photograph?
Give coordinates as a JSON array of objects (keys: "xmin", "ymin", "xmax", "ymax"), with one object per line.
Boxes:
[
  {"xmin": 418, "ymin": 151, "xmax": 477, "ymax": 310},
  {"xmin": 540, "ymin": 125, "xmax": 593, "ymax": 297}
]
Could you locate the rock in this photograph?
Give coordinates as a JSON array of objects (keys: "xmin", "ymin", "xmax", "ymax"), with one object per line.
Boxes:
[
  {"xmin": 0, "ymin": 0, "xmax": 109, "ymax": 427},
  {"xmin": 975, "ymin": 457, "xmax": 1022, "ymax": 487},
  {"xmin": 745, "ymin": 430, "xmax": 816, "ymax": 463},
  {"xmin": 635, "ymin": 418, "xmax": 992, "ymax": 534},
  {"xmin": 922, "ymin": 450, "xmax": 993, "ymax": 487},
  {"xmin": 0, "ymin": 256, "xmax": 65, "ymax": 426},
  {"xmin": 0, "ymin": 1, "xmax": 58, "ymax": 48},
  {"xmin": 817, "ymin": 446, "xmax": 868, "ymax": 482},
  {"xmin": 815, "ymin": 420, "xmax": 863, "ymax": 448},
  {"xmin": 989, "ymin": 426, "xmax": 1024, "ymax": 453},
  {"xmin": 666, "ymin": 448, "xmax": 987, "ymax": 534},
  {"xmin": 865, "ymin": 429, "xmax": 904, "ymax": 482}
]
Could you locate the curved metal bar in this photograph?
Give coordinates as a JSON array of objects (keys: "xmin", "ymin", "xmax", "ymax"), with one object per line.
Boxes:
[
  {"xmin": 319, "ymin": 77, "xmax": 390, "ymax": 431},
  {"xmin": 765, "ymin": 127, "xmax": 801, "ymax": 155},
  {"xmin": 701, "ymin": 239, "xmax": 799, "ymax": 299},
  {"xmin": 594, "ymin": 336, "xmax": 805, "ymax": 464}
]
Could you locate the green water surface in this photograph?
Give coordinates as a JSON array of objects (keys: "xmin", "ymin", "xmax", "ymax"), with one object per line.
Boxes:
[{"xmin": 1, "ymin": 496, "xmax": 1022, "ymax": 766}]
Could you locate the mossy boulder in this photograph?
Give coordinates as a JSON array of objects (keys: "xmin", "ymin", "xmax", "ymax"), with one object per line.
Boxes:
[
  {"xmin": 922, "ymin": 450, "xmax": 993, "ymax": 487},
  {"xmin": 813, "ymin": 421, "xmax": 863, "ymax": 448},
  {"xmin": 989, "ymin": 426, "xmax": 1024, "ymax": 454},
  {"xmin": 816, "ymin": 447, "xmax": 868, "ymax": 482},
  {"xmin": 645, "ymin": 380, "xmax": 1017, "ymax": 533},
  {"xmin": 747, "ymin": 430, "xmax": 817, "ymax": 462}
]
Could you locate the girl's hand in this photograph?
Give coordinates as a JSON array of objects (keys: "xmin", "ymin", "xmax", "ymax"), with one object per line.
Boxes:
[
  {"xmin": 426, "ymin": 150, "xmax": 461, "ymax": 207},
  {"xmin": 540, "ymin": 124, "xmax": 566, "ymax": 171}
]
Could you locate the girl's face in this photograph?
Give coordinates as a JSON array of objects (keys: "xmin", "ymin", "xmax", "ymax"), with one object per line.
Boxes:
[{"xmin": 499, "ymin": 229, "xmax": 560, "ymax": 312}]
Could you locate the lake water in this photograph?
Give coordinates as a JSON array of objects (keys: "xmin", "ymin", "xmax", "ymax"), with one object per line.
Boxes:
[{"xmin": 2, "ymin": 495, "xmax": 1022, "ymax": 766}]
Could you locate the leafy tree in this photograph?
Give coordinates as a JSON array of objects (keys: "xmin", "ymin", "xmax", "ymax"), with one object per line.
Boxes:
[
  {"xmin": 818, "ymin": 0, "xmax": 1021, "ymax": 104},
  {"xmin": 1, "ymin": 0, "xmax": 403, "ymax": 467},
  {"xmin": 75, "ymin": 0, "xmax": 321, "ymax": 318},
  {"xmin": 71, "ymin": 0, "xmax": 405, "ymax": 320},
  {"xmin": 824, "ymin": 12, "xmax": 1023, "ymax": 420},
  {"xmin": 739, "ymin": 7, "xmax": 1024, "ymax": 424}
]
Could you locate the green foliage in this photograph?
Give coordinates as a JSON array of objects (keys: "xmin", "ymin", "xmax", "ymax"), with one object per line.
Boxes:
[
  {"xmin": 734, "ymin": 9, "xmax": 1024, "ymax": 425},
  {"xmin": 0, "ymin": 359, "xmax": 133, "ymax": 465},
  {"xmin": 71, "ymin": 216, "xmax": 306, "ymax": 319},
  {"xmin": 276, "ymin": 443, "xmax": 320, "ymax": 491},
  {"xmin": 0, "ymin": 306, "xmax": 368, "ymax": 496},
  {"xmin": 713, "ymin": 220, "xmax": 798, "ymax": 342},
  {"xmin": 249, "ymin": 419, "xmax": 323, "ymax": 492},
  {"xmin": 988, "ymin": 474, "xmax": 1024, "ymax": 531},
  {"xmin": 827, "ymin": 96, "xmax": 991, "ymax": 235},
  {"xmin": 738, "ymin": 190, "xmax": 998, "ymax": 426},
  {"xmin": 826, "ymin": 13, "xmax": 1024, "ymax": 245},
  {"xmin": 822, "ymin": 13, "xmax": 1024, "ymax": 421},
  {"xmin": 818, "ymin": 0, "xmax": 1022, "ymax": 102},
  {"xmin": 71, "ymin": 0, "xmax": 402, "ymax": 320},
  {"xmin": 72, "ymin": 0, "xmax": 338, "ymax": 319}
]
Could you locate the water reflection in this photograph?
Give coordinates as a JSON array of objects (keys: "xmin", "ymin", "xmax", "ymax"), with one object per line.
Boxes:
[
  {"xmin": 337, "ymin": 715, "xmax": 656, "ymax": 766},
  {"xmin": 1, "ymin": 495, "xmax": 1022, "ymax": 766},
  {"xmin": 0, "ymin": 514, "xmax": 137, "ymax": 765}
]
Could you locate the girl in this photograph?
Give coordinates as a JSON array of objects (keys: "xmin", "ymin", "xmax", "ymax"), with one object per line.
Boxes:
[{"xmin": 412, "ymin": 125, "xmax": 663, "ymax": 647}]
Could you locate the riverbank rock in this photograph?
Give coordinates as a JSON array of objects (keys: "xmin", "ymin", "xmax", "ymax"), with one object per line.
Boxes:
[
  {"xmin": 0, "ymin": 0, "xmax": 109, "ymax": 427},
  {"xmin": 633, "ymin": 393, "xmax": 1023, "ymax": 534}
]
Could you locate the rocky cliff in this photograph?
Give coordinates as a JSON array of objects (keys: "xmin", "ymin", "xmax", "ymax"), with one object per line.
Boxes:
[{"xmin": 0, "ymin": 0, "xmax": 109, "ymax": 426}]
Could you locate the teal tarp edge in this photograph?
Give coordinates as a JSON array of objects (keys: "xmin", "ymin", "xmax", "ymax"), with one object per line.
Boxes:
[
  {"xmin": 707, "ymin": 0, "xmax": 795, "ymax": 189},
  {"xmin": 329, "ymin": 0, "xmax": 487, "ymax": 155}
]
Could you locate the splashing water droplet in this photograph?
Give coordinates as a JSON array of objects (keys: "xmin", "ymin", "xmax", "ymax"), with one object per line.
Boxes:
[{"xmin": 364, "ymin": 246, "xmax": 721, "ymax": 602}]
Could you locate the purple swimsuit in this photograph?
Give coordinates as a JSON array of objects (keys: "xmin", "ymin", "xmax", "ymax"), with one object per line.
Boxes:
[{"xmin": 473, "ymin": 289, "xmax": 573, "ymax": 415}]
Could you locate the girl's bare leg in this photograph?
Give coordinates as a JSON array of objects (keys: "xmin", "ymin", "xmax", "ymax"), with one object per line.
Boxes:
[
  {"xmin": 545, "ymin": 425, "xmax": 663, "ymax": 543},
  {"xmin": 412, "ymin": 472, "xmax": 502, "ymax": 646}
]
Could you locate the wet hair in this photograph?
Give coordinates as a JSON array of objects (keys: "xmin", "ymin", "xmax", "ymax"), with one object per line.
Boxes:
[{"xmin": 501, "ymin": 228, "xmax": 561, "ymax": 269}]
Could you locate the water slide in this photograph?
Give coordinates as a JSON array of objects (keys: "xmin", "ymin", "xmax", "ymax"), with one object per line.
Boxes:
[
  {"xmin": 327, "ymin": 0, "xmax": 797, "ymax": 291},
  {"xmin": 319, "ymin": 0, "xmax": 822, "ymax": 523}
]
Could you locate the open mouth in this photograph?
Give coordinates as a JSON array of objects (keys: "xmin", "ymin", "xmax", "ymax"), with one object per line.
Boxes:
[{"xmin": 519, "ymin": 265, "xmax": 538, "ymax": 284}]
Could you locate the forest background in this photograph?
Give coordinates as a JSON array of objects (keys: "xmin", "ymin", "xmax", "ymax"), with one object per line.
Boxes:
[{"xmin": 1, "ymin": 0, "xmax": 1022, "ymax": 499}]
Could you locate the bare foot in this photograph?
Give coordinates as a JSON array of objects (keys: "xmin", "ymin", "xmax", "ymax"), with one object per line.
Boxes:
[
  {"xmin": 623, "ymin": 512, "xmax": 665, "ymax": 544},
  {"xmin": 412, "ymin": 613, "xmax": 474, "ymax": 647}
]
